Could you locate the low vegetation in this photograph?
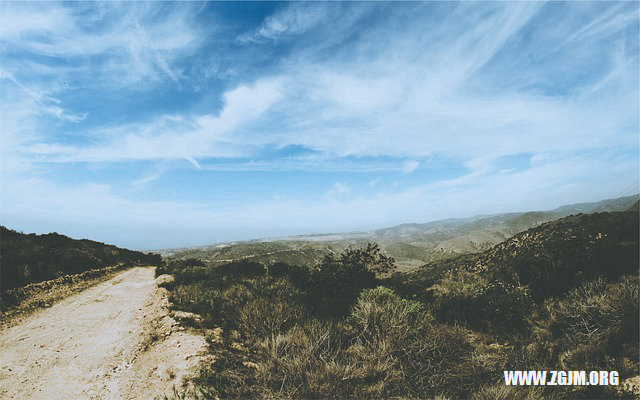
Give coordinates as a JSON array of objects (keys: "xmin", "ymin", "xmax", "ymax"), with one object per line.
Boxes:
[
  {"xmin": 0, "ymin": 226, "xmax": 161, "ymax": 291},
  {"xmin": 161, "ymin": 210, "xmax": 639, "ymax": 399}
]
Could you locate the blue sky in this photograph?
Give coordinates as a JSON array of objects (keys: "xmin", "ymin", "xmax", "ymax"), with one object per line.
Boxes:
[{"xmin": 1, "ymin": 1, "xmax": 638, "ymax": 249}]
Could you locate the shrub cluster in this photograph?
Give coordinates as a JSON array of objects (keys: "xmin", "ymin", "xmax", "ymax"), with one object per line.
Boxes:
[
  {"xmin": 163, "ymin": 212, "xmax": 639, "ymax": 400},
  {"xmin": 433, "ymin": 275, "xmax": 532, "ymax": 334}
]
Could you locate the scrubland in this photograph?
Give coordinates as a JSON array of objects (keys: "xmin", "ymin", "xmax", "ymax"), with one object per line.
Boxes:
[{"xmin": 161, "ymin": 211, "xmax": 639, "ymax": 399}]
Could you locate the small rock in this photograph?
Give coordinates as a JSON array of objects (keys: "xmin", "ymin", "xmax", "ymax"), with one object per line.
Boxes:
[
  {"xmin": 173, "ymin": 311, "xmax": 203, "ymax": 324},
  {"xmin": 155, "ymin": 274, "xmax": 174, "ymax": 286}
]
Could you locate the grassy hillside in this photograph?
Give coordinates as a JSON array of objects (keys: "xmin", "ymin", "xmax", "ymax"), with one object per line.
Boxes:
[
  {"xmin": 0, "ymin": 227, "xmax": 161, "ymax": 291},
  {"xmin": 168, "ymin": 240, "xmax": 337, "ymax": 268},
  {"xmin": 160, "ymin": 210, "xmax": 639, "ymax": 399}
]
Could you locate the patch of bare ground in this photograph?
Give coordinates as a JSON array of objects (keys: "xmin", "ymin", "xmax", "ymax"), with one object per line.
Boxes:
[
  {"xmin": 0, "ymin": 264, "xmax": 130, "ymax": 330},
  {"xmin": 0, "ymin": 267, "xmax": 211, "ymax": 400},
  {"xmin": 126, "ymin": 274, "xmax": 212, "ymax": 399}
]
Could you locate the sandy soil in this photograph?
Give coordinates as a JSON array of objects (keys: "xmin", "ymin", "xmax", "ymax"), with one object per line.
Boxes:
[{"xmin": 0, "ymin": 267, "xmax": 210, "ymax": 400}]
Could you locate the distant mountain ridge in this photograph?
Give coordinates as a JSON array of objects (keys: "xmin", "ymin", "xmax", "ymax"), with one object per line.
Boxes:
[
  {"xmin": 271, "ymin": 195, "xmax": 638, "ymax": 263},
  {"xmin": 168, "ymin": 195, "xmax": 638, "ymax": 269}
]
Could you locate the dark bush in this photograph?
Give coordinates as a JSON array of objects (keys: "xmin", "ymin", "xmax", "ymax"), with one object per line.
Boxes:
[
  {"xmin": 172, "ymin": 257, "xmax": 206, "ymax": 269},
  {"xmin": 434, "ymin": 279, "xmax": 532, "ymax": 334},
  {"xmin": 217, "ymin": 260, "xmax": 265, "ymax": 278},
  {"xmin": 266, "ymin": 262, "xmax": 290, "ymax": 278},
  {"xmin": 487, "ymin": 212, "xmax": 639, "ymax": 300},
  {"xmin": 307, "ymin": 243, "xmax": 395, "ymax": 317},
  {"xmin": 174, "ymin": 265, "xmax": 217, "ymax": 285}
]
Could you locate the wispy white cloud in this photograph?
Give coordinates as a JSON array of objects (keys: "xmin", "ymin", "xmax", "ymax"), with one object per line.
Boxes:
[
  {"xmin": 13, "ymin": 2, "xmax": 637, "ymax": 169},
  {"xmin": 0, "ymin": 69, "xmax": 87, "ymax": 121},
  {"xmin": 238, "ymin": 3, "xmax": 329, "ymax": 43},
  {"xmin": 20, "ymin": 77, "xmax": 284, "ymax": 166},
  {"xmin": 0, "ymin": 3, "xmax": 72, "ymax": 37},
  {"xmin": 557, "ymin": 3, "xmax": 638, "ymax": 51},
  {"xmin": 1, "ymin": 2, "xmax": 202, "ymax": 86},
  {"xmin": 402, "ymin": 161, "xmax": 420, "ymax": 174}
]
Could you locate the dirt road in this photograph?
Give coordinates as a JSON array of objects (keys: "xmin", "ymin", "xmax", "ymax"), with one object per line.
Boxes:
[{"xmin": 0, "ymin": 267, "xmax": 209, "ymax": 400}]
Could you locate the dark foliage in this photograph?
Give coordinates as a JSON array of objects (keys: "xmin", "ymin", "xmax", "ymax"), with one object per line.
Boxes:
[
  {"xmin": 476, "ymin": 212, "xmax": 638, "ymax": 300},
  {"xmin": 307, "ymin": 243, "xmax": 395, "ymax": 316},
  {"xmin": 0, "ymin": 226, "xmax": 161, "ymax": 291},
  {"xmin": 434, "ymin": 280, "xmax": 532, "ymax": 334}
]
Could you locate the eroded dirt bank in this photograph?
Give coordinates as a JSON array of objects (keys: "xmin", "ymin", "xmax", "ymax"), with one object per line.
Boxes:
[{"xmin": 0, "ymin": 267, "xmax": 209, "ymax": 400}]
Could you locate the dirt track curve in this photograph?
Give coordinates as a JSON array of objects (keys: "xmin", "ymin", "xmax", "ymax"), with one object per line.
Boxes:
[{"xmin": 0, "ymin": 267, "xmax": 209, "ymax": 400}]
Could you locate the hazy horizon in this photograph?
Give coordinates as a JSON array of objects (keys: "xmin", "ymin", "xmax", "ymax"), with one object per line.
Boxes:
[
  {"xmin": 1, "ymin": 2, "xmax": 639, "ymax": 249},
  {"xmin": 2, "ymin": 192, "xmax": 638, "ymax": 252}
]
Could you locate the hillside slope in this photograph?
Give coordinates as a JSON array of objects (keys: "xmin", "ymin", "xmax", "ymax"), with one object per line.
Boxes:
[
  {"xmin": 469, "ymin": 211, "xmax": 638, "ymax": 299},
  {"xmin": 395, "ymin": 210, "xmax": 639, "ymax": 303},
  {"xmin": 0, "ymin": 227, "xmax": 161, "ymax": 291},
  {"xmin": 372, "ymin": 195, "xmax": 637, "ymax": 259}
]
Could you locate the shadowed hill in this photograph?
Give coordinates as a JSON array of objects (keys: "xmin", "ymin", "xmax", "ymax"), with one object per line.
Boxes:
[
  {"xmin": 469, "ymin": 211, "xmax": 638, "ymax": 300},
  {"xmin": 394, "ymin": 210, "xmax": 638, "ymax": 303},
  {"xmin": 0, "ymin": 227, "xmax": 161, "ymax": 291}
]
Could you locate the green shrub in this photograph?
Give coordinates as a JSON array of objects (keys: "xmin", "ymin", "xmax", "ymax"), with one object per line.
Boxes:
[
  {"xmin": 217, "ymin": 260, "xmax": 265, "ymax": 278},
  {"xmin": 429, "ymin": 268, "xmax": 488, "ymax": 299},
  {"xmin": 550, "ymin": 276, "xmax": 638, "ymax": 348},
  {"xmin": 347, "ymin": 286, "xmax": 484, "ymax": 398},
  {"xmin": 349, "ymin": 286, "xmax": 426, "ymax": 346},
  {"xmin": 174, "ymin": 265, "xmax": 215, "ymax": 285},
  {"xmin": 307, "ymin": 243, "xmax": 394, "ymax": 316},
  {"xmin": 169, "ymin": 283, "xmax": 221, "ymax": 326},
  {"xmin": 255, "ymin": 319, "xmax": 351, "ymax": 399},
  {"xmin": 193, "ymin": 341, "xmax": 259, "ymax": 399},
  {"xmin": 433, "ymin": 275, "xmax": 532, "ymax": 334}
]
